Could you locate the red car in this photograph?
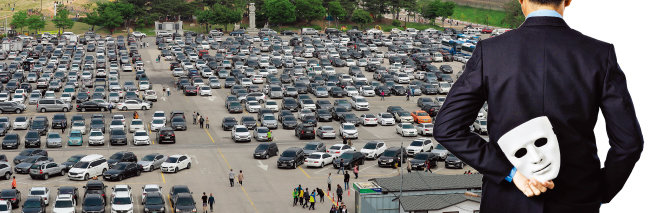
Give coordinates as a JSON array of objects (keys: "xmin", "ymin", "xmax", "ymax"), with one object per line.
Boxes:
[
  {"xmin": 482, "ymin": 28, "xmax": 494, "ymax": 34},
  {"xmin": 183, "ymin": 85, "xmax": 198, "ymax": 96}
]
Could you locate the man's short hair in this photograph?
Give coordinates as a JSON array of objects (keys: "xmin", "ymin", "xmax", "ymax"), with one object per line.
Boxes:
[{"xmin": 530, "ymin": 0, "xmax": 564, "ymax": 6}]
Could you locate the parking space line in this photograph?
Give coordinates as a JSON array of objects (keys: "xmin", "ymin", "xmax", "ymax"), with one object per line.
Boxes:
[
  {"xmin": 240, "ymin": 185, "xmax": 259, "ymax": 213},
  {"xmin": 160, "ymin": 173, "xmax": 166, "ymax": 183},
  {"xmin": 204, "ymin": 129, "xmax": 215, "ymax": 144},
  {"xmin": 298, "ymin": 166, "xmax": 311, "ymax": 179},
  {"xmin": 216, "ymin": 150, "xmax": 232, "ymax": 170},
  {"xmin": 325, "ymin": 191, "xmax": 338, "ymax": 206}
]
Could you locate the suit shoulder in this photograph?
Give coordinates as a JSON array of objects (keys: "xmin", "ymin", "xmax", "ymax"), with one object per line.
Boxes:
[
  {"xmin": 567, "ymin": 28, "xmax": 612, "ymax": 49},
  {"xmin": 478, "ymin": 27, "xmax": 612, "ymax": 51}
]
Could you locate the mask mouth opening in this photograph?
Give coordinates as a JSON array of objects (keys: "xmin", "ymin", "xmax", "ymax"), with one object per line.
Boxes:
[{"xmin": 533, "ymin": 163, "xmax": 552, "ymax": 174}]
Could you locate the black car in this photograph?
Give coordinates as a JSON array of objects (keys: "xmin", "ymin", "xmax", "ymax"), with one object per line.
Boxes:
[
  {"xmin": 253, "ymin": 142, "xmax": 279, "ymax": 159},
  {"xmin": 315, "ymin": 109, "xmax": 333, "ymax": 121},
  {"xmin": 107, "ymin": 151, "xmax": 137, "ymax": 168},
  {"xmin": 277, "ymin": 147, "xmax": 305, "ymax": 169},
  {"xmin": 374, "ymin": 86, "xmax": 391, "ymax": 97},
  {"xmin": 445, "ymin": 154, "xmax": 465, "ymax": 169},
  {"xmin": 143, "ymin": 192, "xmax": 166, "ymax": 213},
  {"xmin": 282, "ymin": 98, "xmax": 299, "ymax": 111},
  {"xmin": 391, "ymin": 85, "xmax": 407, "ymax": 96},
  {"xmin": 316, "ymin": 100, "xmax": 333, "ymax": 110},
  {"xmin": 13, "ymin": 148, "xmax": 48, "ymax": 164},
  {"xmin": 340, "ymin": 113, "xmax": 361, "ymax": 126},
  {"xmin": 63, "ymin": 156, "xmax": 87, "ymax": 172},
  {"xmin": 221, "ymin": 117, "xmax": 238, "ymax": 130},
  {"xmin": 30, "ymin": 117, "xmax": 49, "ymax": 135},
  {"xmin": 281, "ymin": 116, "xmax": 298, "ymax": 129},
  {"xmin": 1, "ymin": 133, "xmax": 20, "ymax": 149},
  {"xmin": 76, "ymin": 101, "xmax": 109, "ymax": 111},
  {"xmin": 410, "ymin": 152, "xmax": 437, "ymax": 170},
  {"xmin": 240, "ymin": 116, "xmax": 257, "ymax": 130},
  {"xmin": 333, "ymin": 151, "xmax": 365, "ymax": 170},
  {"xmin": 109, "ymin": 129, "xmax": 128, "ymax": 145},
  {"xmin": 157, "ymin": 127, "xmax": 176, "ymax": 144},
  {"xmin": 82, "ymin": 194, "xmax": 105, "ymax": 213},
  {"xmin": 330, "ymin": 106, "xmax": 348, "ymax": 121},
  {"xmin": 294, "ymin": 124, "xmax": 315, "ymax": 139},
  {"xmin": 170, "ymin": 116, "xmax": 187, "ymax": 131},
  {"xmin": 52, "ymin": 113, "xmax": 67, "ymax": 129},
  {"xmin": 227, "ymin": 102, "xmax": 243, "ymax": 113},
  {"xmin": 171, "ymin": 193, "xmax": 196, "ymax": 213},
  {"xmin": 329, "ymin": 87, "xmax": 345, "ymax": 97},
  {"xmin": 90, "ymin": 118, "xmax": 106, "ymax": 133},
  {"xmin": 0, "ymin": 189, "xmax": 20, "ymax": 208},
  {"xmin": 83, "ymin": 180, "xmax": 107, "ymax": 202},
  {"xmin": 24, "ymin": 130, "xmax": 41, "ymax": 148},
  {"xmin": 169, "ymin": 185, "xmax": 191, "ymax": 206},
  {"xmin": 57, "ymin": 186, "xmax": 80, "ymax": 203},
  {"xmin": 439, "ymin": 65, "xmax": 453, "ymax": 74},
  {"xmin": 378, "ymin": 147, "xmax": 407, "ymax": 168},
  {"xmin": 21, "ymin": 196, "xmax": 45, "ymax": 213},
  {"xmin": 103, "ymin": 162, "xmax": 142, "ymax": 181},
  {"xmin": 183, "ymin": 85, "xmax": 198, "ymax": 96}
]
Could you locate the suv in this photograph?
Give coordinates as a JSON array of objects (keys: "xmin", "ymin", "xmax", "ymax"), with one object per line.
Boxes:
[
  {"xmin": 231, "ymin": 125, "xmax": 251, "ymax": 142},
  {"xmin": 277, "ymin": 147, "xmax": 305, "ymax": 169},
  {"xmin": 0, "ymin": 101, "xmax": 25, "ymax": 113},
  {"xmin": 294, "ymin": 124, "xmax": 315, "ymax": 139},
  {"xmin": 253, "ymin": 143, "xmax": 279, "ymax": 159},
  {"xmin": 333, "ymin": 151, "xmax": 365, "ymax": 170},
  {"xmin": 143, "ymin": 192, "xmax": 165, "ymax": 213},
  {"xmin": 52, "ymin": 113, "xmax": 68, "ymax": 129},
  {"xmin": 157, "ymin": 127, "xmax": 176, "ymax": 144},
  {"xmin": 378, "ymin": 147, "xmax": 407, "ymax": 168},
  {"xmin": 83, "ymin": 180, "xmax": 107, "ymax": 201},
  {"xmin": 21, "ymin": 196, "xmax": 45, "ymax": 213},
  {"xmin": 37, "ymin": 99, "xmax": 71, "ymax": 112},
  {"xmin": 68, "ymin": 154, "xmax": 109, "ymax": 180},
  {"xmin": 29, "ymin": 161, "xmax": 66, "ymax": 180}
]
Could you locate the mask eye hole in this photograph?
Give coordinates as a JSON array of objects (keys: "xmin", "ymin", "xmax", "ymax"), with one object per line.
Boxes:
[
  {"xmin": 535, "ymin": 138, "xmax": 548, "ymax": 147},
  {"xmin": 514, "ymin": 148, "xmax": 527, "ymax": 158}
]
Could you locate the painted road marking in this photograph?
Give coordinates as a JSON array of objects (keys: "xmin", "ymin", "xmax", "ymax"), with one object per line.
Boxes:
[
  {"xmin": 298, "ymin": 166, "xmax": 311, "ymax": 179},
  {"xmin": 160, "ymin": 173, "xmax": 166, "ymax": 183},
  {"xmin": 240, "ymin": 185, "xmax": 259, "ymax": 213}
]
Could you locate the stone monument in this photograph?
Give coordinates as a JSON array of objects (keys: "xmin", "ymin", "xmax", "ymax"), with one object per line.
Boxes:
[{"xmin": 247, "ymin": 3, "xmax": 258, "ymax": 33}]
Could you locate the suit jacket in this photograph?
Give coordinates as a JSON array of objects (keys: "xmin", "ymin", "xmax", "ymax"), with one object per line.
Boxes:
[{"xmin": 433, "ymin": 17, "xmax": 643, "ymax": 213}]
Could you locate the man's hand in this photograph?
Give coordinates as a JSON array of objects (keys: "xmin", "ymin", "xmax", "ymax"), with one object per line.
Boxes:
[{"xmin": 512, "ymin": 170, "xmax": 555, "ymax": 197}]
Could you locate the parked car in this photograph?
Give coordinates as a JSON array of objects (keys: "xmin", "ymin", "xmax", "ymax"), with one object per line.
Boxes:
[
  {"xmin": 304, "ymin": 152, "xmax": 335, "ymax": 168},
  {"xmin": 359, "ymin": 141, "xmax": 387, "ymax": 159},
  {"xmin": 277, "ymin": 147, "xmax": 305, "ymax": 169},
  {"xmin": 333, "ymin": 151, "xmax": 365, "ymax": 170},
  {"xmin": 160, "ymin": 155, "xmax": 191, "ymax": 173},
  {"xmin": 253, "ymin": 143, "xmax": 279, "ymax": 159},
  {"xmin": 377, "ymin": 147, "xmax": 407, "ymax": 168}
]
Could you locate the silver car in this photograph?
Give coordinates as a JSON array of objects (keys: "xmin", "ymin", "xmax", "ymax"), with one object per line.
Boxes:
[
  {"xmin": 0, "ymin": 162, "xmax": 12, "ymax": 180},
  {"xmin": 209, "ymin": 79, "xmax": 221, "ymax": 89},
  {"xmin": 253, "ymin": 127, "xmax": 271, "ymax": 141},
  {"xmin": 137, "ymin": 153, "xmax": 167, "ymax": 172},
  {"xmin": 46, "ymin": 132, "xmax": 62, "ymax": 148},
  {"xmin": 260, "ymin": 114, "xmax": 278, "ymax": 129}
]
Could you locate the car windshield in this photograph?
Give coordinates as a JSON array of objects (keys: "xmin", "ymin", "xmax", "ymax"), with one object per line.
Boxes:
[
  {"xmin": 284, "ymin": 117, "xmax": 296, "ymax": 122},
  {"xmin": 281, "ymin": 151, "xmax": 296, "ymax": 157},
  {"xmin": 110, "ymin": 153, "xmax": 123, "ymax": 159},
  {"xmin": 113, "ymin": 164, "xmax": 128, "ymax": 170},
  {"xmin": 142, "ymin": 155, "xmax": 157, "ymax": 161},
  {"xmin": 304, "ymin": 144, "xmax": 318, "ymax": 150},
  {"xmin": 73, "ymin": 161, "xmax": 89, "ymax": 168},
  {"xmin": 111, "ymin": 120, "xmax": 122, "ymax": 125},
  {"xmin": 343, "ymin": 125, "xmax": 355, "ymax": 130},
  {"xmin": 70, "ymin": 132, "xmax": 82, "ymax": 137},
  {"xmin": 16, "ymin": 117, "xmax": 26, "ymax": 122},
  {"xmin": 24, "ymin": 200, "xmax": 42, "ymax": 208},
  {"xmin": 414, "ymin": 154, "xmax": 429, "ymax": 160},
  {"xmin": 67, "ymin": 156, "xmax": 82, "ymax": 163},
  {"xmin": 0, "ymin": 190, "xmax": 15, "ymax": 198},
  {"xmin": 90, "ymin": 131, "xmax": 102, "ymax": 136},
  {"xmin": 84, "ymin": 197, "xmax": 103, "ymax": 206},
  {"xmin": 152, "ymin": 119, "xmax": 164, "ymax": 124},
  {"xmin": 235, "ymin": 127, "xmax": 248, "ymax": 133},
  {"xmin": 166, "ymin": 157, "xmax": 178, "ymax": 163},
  {"xmin": 480, "ymin": 120, "xmax": 487, "ymax": 125},
  {"xmin": 132, "ymin": 120, "xmax": 143, "ymax": 125},
  {"xmin": 146, "ymin": 196, "xmax": 164, "ymax": 205},
  {"xmin": 112, "ymin": 196, "xmax": 131, "ymax": 205},
  {"xmin": 340, "ymin": 153, "xmax": 354, "ymax": 159},
  {"xmin": 417, "ymin": 112, "xmax": 428, "ymax": 116},
  {"xmin": 255, "ymin": 144, "xmax": 269, "ymax": 150},
  {"xmin": 402, "ymin": 124, "xmax": 414, "ymax": 129},
  {"xmin": 55, "ymin": 200, "xmax": 73, "ymax": 208},
  {"xmin": 308, "ymin": 154, "xmax": 323, "ymax": 159},
  {"xmin": 176, "ymin": 197, "xmax": 194, "ymax": 206},
  {"xmin": 363, "ymin": 143, "xmax": 377, "ymax": 149},
  {"xmin": 134, "ymin": 131, "xmax": 148, "ymax": 136},
  {"xmin": 410, "ymin": 141, "xmax": 423, "ymax": 146}
]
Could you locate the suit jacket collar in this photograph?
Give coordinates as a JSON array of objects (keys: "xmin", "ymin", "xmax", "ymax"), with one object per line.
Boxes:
[{"xmin": 520, "ymin": 17, "xmax": 569, "ymax": 28}]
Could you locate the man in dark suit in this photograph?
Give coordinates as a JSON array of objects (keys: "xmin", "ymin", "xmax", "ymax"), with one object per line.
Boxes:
[{"xmin": 433, "ymin": 0, "xmax": 644, "ymax": 213}]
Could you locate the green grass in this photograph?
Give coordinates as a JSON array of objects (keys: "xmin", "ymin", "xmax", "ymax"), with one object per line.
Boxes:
[
  {"xmin": 378, "ymin": 22, "xmax": 443, "ymax": 32},
  {"xmin": 451, "ymin": 5, "xmax": 508, "ymax": 28}
]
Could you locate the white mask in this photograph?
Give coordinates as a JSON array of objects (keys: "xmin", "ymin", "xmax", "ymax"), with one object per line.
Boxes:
[{"xmin": 497, "ymin": 116, "xmax": 560, "ymax": 182}]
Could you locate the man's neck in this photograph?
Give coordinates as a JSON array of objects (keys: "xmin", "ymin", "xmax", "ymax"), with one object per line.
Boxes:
[{"xmin": 524, "ymin": 6, "xmax": 564, "ymax": 17}]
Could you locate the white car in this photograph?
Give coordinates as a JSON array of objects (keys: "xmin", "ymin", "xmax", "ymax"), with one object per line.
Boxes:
[
  {"xmin": 377, "ymin": 113, "xmax": 396, "ymax": 126},
  {"xmin": 109, "ymin": 120, "xmax": 126, "ymax": 131},
  {"xmin": 304, "ymin": 152, "xmax": 335, "ymax": 168},
  {"xmin": 117, "ymin": 99, "xmax": 151, "ymax": 110},
  {"xmin": 12, "ymin": 94, "xmax": 25, "ymax": 104},
  {"xmin": 152, "ymin": 111, "xmax": 166, "ymax": 121},
  {"xmin": 360, "ymin": 141, "xmax": 387, "ymax": 159},
  {"xmin": 359, "ymin": 114, "xmax": 378, "ymax": 126},
  {"xmin": 141, "ymin": 184, "xmax": 162, "ymax": 201},
  {"xmin": 327, "ymin": 144, "xmax": 356, "ymax": 158},
  {"xmin": 395, "ymin": 73, "xmax": 410, "ymax": 83},
  {"xmin": 132, "ymin": 130, "xmax": 151, "ymax": 145},
  {"xmin": 396, "ymin": 123, "xmax": 417, "ymax": 137},
  {"xmin": 13, "ymin": 116, "xmax": 29, "ymax": 130},
  {"xmin": 0, "ymin": 200, "xmax": 10, "ymax": 213},
  {"xmin": 161, "ymin": 154, "xmax": 192, "ymax": 173},
  {"xmin": 406, "ymin": 138, "xmax": 434, "ymax": 156},
  {"xmin": 339, "ymin": 123, "xmax": 358, "ymax": 139},
  {"xmin": 350, "ymin": 96, "xmax": 369, "ymax": 110},
  {"xmin": 29, "ymin": 187, "xmax": 50, "ymax": 205},
  {"xmin": 245, "ymin": 100, "xmax": 262, "ymax": 113},
  {"xmin": 417, "ymin": 123, "xmax": 434, "ymax": 136},
  {"xmin": 88, "ymin": 130, "xmax": 105, "ymax": 145},
  {"xmin": 251, "ymin": 75, "xmax": 264, "ymax": 84},
  {"xmin": 231, "ymin": 125, "xmax": 251, "ymax": 142},
  {"xmin": 52, "ymin": 194, "xmax": 75, "ymax": 213},
  {"xmin": 71, "ymin": 121, "xmax": 87, "ymax": 134},
  {"xmin": 139, "ymin": 81, "xmax": 151, "ymax": 91},
  {"xmin": 111, "ymin": 191, "xmax": 133, "ymax": 213},
  {"xmin": 150, "ymin": 118, "xmax": 166, "ymax": 131},
  {"xmin": 264, "ymin": 101, "xmax": 279, "ymax": 112},
  {"xmin": 199, "ymin": 86, "xmax": 212, "ymax": 96},
  {"xmin": 111, "ymin": 185, "xmax": 132, "ymax": 199},
  {"xmin": 129, "ymin": 119, "xmax": 145, "ymax": 132},
  {"xmin": 316, "ymin": 125, "xmax": 336, "ymax": 139},
  {"xmin": 360, "ymin": 86, "xmax": 375, "ymax": 97},
  {"xmin": 344, "ymin": 87, "xmax": 359, "ymax": 97}
]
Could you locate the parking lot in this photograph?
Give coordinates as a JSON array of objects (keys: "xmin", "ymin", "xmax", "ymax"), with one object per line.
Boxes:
[{"xmin": 0, "ymin": 29, "xmax": 489, "ymax": 212}]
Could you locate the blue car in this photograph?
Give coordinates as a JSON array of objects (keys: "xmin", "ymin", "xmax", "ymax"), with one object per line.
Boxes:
[{"xmin": 68, "ymin": 130, "xmax": 83, "ymax": 146}]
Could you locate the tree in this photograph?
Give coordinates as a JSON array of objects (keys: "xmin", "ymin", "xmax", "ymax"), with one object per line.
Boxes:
[
  {"xmin": 295, "ymin": 0, "xmax": 326, "ymax": 24},
  {"xmin": 53, "ymin": 6, "xmax": 75, "ymax": 34},
  {"xmin": 263, "ymin": 0, "xmax": 296, "ymax": 26},
  {"xmin": 99, "ymin": 4, "xmax": 124, "ymax": 34},
  {"xmin": 422, "ymin": 0, "xmax": 441, "ymax": 24},
  {"xmin": 503, "ymin": 0, "xmax": 524, "ymax": 28},
  {"xmin": 327, "ymin": 1, "xmax": 346, "ymax": 26},
  {"xmin": 363, "ymin": 0, "xmax": 389, "ymax": 21},
  {"xmin": 81, "ymin": 11, "xmax": 102, "ymax": 31},
  {"xmin": 10, "ymin": 11, "xmax": 28, "ymax": 33},
  {"xmin": 350, "ymin": 9, "xmax": 372, "ymax": 29},
  {"xmin": 438, "ymin": 1, "xmax": 455, "ymax": 27},
  {"xmin": 26, "ymin": 15, "xmax": 46, "ymax": 35},
  {"xmin": 195, "ymin": 9, "xmax": 214, "ymax": 33}
]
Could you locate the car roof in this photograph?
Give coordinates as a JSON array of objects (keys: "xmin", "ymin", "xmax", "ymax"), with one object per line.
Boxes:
[
  {"xmin": 113, "ymin": 191, "xmax": 130, "ymax": 198},
  {"xmin": 56, "ymin": 194, "xmax": 73, "ymax": 200}
]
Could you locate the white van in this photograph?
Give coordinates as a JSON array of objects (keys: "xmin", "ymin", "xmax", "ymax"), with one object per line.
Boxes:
[{"xmin": 67, "ymin": 154, "xmax": 109, "ymax": 181}]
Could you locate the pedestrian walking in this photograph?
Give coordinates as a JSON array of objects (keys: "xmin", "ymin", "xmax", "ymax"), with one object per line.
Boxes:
[
  {"xmin": 62, "ymin": 125, "xmax": 65, "ymax": 133},
  {"xmin": 199, "ymin": 116, "xmax": 204, "ymax": 128},
  {"xmin": 425, "ymin": 160, "xmax": 432, "ymax": 173},
  {"xmin": 302, "ymin": 188, "xmax": 310, "ymax": 208},
  {"xmin": 292, "ymin": 189, "xmax": 299, "ymax": 206},
  {"xmin": 327, "ymin": 173, "xmax": 332, "ymax": 192},
  {"xmin": 342, "ymin": 137, "xmax": 347, "ymax": 145},
  {"xmin": 299, "ymin": 187, "xmax": 304, "ymax": 206},
  {"xmin": 208, "ymin": 193, "xmax": 215, "ymax": 212},
  {"xmin": 336, "ymin": 185, "xmax": 343, "ymax": 202},
  {"xmin": 340, "ymin": 204, "xmax": 348, "ymax": 213},
  {"xmin": 407, "ymin": 160, "xmax": 412, "ymax": 173},
  {"xmin": 11, "ymin": 176, "xmax": 16, "ymax": 189},
  {"xmin": 309, "ymin": 192, "xmax": 316, "ymax": 210},
  {"xmin": 167, "ymin": 87, "xmax": 171, "ymax": 96},
  {"xmin": 380, "ymin": 91, "xmax": 385, "ymax": 101},
  {"xmin": 193, "ymin": 112, "xmax": 197, "ymax": 125},
  {"xmin": 205, "ymin": 117, "xmax": 210, "ymax": 129},
  {"xmin": 201, "ymin": 192, "xmax": 208, "ymax": 213},
  {"xmin": 353, "ymin": 164, "xmax": 359, "ymax": 179},
  {"xmin": 406, "ymin": 89, "xmax": 411, "ymax": 101},
  {"xmin": 267, "ymin": 130, "xmax": 272, "ymax": 141},
  {"xmin": 330, "ymin": 205, "xmax": 338, "ymax": 213},
  {"xmin": 337, "ymin": 159, "xmax": 344, "ymax": 174},
  {"xmin": 317, "ymin": 188, "xmax": 324, "ymax": 203},
  {"xmin": 343, "ymin": 172, "xmax": 350, "ymax": 190},
  {"xmin": 228, "ymin": 169, "xmax": 235, "ymax": 187},
  {"xmin": 237, "ymin": 170, "xmax": 244, "ymax": 185},
  {"xmin": 108, "ymin": 103, "xmax": 113, "ymax": 113}
]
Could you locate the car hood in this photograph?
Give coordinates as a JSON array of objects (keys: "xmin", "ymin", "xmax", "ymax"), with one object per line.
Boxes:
[
  {"xmin": 111, "ymin": 204, "xmax": 132, "ymax": 211},
  {"xmin": 278, "ymin": 157, "xmax": 296, "ymax": 162},
  {"xmin": 104, "ymin": 169, "xmax": 123, "ymax": 175},
  {"xmin": 406, "ymin": 146, "xmax": 422, "ymax": 150},
  {"xmin": 137, "ymin": 161, "xmax": 153, "ymax": 166},
  {"xmin": 175, "ymin": 204, "xmax": 195, "ymax": 211},
  {"xmin": 21, "ymin": 207, "xmax": 43, "ymax": 213},
  {"xmin": 16, "ymin": 162, "xmax": 33, "ymax": 169},
  {"xmin": 144, "ymin": 203, "xmax": 164, "ymax": 211},
  {"xmin": 254, "ymin": 149, "xmax": 268, "ymax": 154},
  {"xmin": 83, "ymin": 205, "xmax": 104, "ymax": 212},
  {"xmin": 446, "ymin": 157, "xmax": 461, "ymax": 162},
  {"xmin": 52, "ymin": 206, "xmax": 75, "ymax": 213},
  {"xmin": 410, "ymin": 159, "xmax": 427, "ymax": 164},
  {"xmin": 360, "ymin": 149, "xmax": 376, "ymax": 154},
  {"xmin": 171, "ymin": 122, "xmax": 185, "ymax": 126},
  {"xmin": 134, "ymin": 136, "xmax": 149, "ymax": 140},
  {"xmin": 14, "ymin": 155, "xmax": 29, "ymax": 162},
  {"xmin": 161, "ymin": 162, "xmax": 178, "ymax": 167}
]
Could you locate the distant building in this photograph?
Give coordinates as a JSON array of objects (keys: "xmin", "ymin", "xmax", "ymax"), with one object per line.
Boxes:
[
  {"xmin": 155, "ymin": 21, "xmax": 183, "ymax": 35},
  {"xmin": 353, "ymin": 173, "xmax": 482, "ymax": 213}
]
